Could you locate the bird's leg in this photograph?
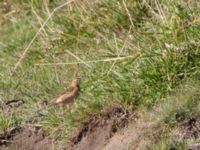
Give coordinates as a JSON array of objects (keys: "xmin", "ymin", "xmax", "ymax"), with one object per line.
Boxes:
[
  {"xmin": 66, "ymin": 103, "xmax": 74, "ymax": 114},
  {"xmin": 61, "ymin": 105, "xmax": 65, "ymax": 115},
  {"xmin": 69, "ymin": 103, "xmax": 72, "ymax": 113}
]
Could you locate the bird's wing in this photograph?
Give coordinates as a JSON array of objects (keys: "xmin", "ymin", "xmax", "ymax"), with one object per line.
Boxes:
[
  {"xmin": 60, "ymin": 86, "xmax": 76, "ymax": 95},
  {"xmin": 49, "ymin": 86, "xmax": 78, "ymax": 104}
]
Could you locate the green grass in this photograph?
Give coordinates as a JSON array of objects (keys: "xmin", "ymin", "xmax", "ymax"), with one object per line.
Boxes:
[
  {"xmin": 0, "ymin": 0, "xmax": 200, "ymax": 148},
  {"xmin": 150, "ymin": 139, "xmax": 188, "ymax": 150},
  {"xmin": 128, "ymin": 81, "xmax": 200, "ymax": 150}
]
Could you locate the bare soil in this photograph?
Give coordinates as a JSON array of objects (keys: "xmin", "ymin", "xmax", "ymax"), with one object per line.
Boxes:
[
  {"xmin": 68, "ymin": 106, "xmax": 135, "ymax": 150},
  {"xmin": 0, "ymin": 125, "xmax": 55, "ymax": 150},
  {"xmin": 1, "ymin": 104, "xmax": 199, "ymax": 150},
  {"xmin": 173, "ymin": 116, "xmax": 200, "ymax": 150},
  {"xmin": 178, "ymin": 117, "xmax": 200, "ymax": 139},
  {"xmin": 102, "ymin": 115, "xmax": 162, "ymax": 150},
  {"xmin": 68, "ymin": 109, "xmax": 200, "ymax": 150}
]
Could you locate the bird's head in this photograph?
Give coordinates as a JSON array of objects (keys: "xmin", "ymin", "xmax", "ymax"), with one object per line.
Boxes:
[{"xmin": 71, "ymin": 77, "xmax": 81, "ymax": 86}]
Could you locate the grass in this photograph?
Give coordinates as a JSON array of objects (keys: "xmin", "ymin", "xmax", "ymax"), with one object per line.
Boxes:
[
  {"xmin": 128, "ymin": 81, "xmax": 200, "ymax": 150},
  {"xmin": 150, "ymin": 139, "xmax": 188, "ymax": 150},
  {"xmin": 0, "ymin": 0, "xmax": 200, "ymax": 149}
]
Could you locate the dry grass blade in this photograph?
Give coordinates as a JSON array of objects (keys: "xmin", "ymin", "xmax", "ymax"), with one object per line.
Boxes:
[
  {"xmin": 34, "ymin": 55, "xmax": 137, "ymax": 66},
  {"xmin": 107, "ymin": 27, "xmax": 133, "ymax": 75},
  {"xmin": 65, "ymin": 50, "xmax": 92, "ymax": 68},
  {"xmin": 122, "ymin": 0, "xmax": 134, "ymax": 28}
]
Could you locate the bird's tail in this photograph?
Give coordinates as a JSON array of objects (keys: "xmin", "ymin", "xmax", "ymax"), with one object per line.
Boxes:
[{"xmin": 49, "ymin": 98, "xmax": 57, "ymax": 105}]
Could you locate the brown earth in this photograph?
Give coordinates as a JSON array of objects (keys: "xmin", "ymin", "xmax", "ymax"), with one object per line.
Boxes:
[
  {"xmin": 1, "ymin": 103, "xmax": 199, "ymax": 150},
  {"xmin": 0, "ymin": 105, "xmax": 135, "ymax": 150},
  {"xmin": 68, "ymin": 108, "xmax": 200, "ymax": 150},
  {"xmin": 0, "ymin": 99, "xmax": 56, "ymax": 150},
  {"xmin": 173, "ymin": 116, "xmax": 200, "ymax": 150},
  {"xmin": 0, "ymin": 125, "xmax": 55, "ymax": 150},
  {"xmin": 68, "ymin": 106, "xmax": 136, "ymax": 150},
  {"xmin": 177, "ymin": 117, "xmax": 200, "ymax": 139}
]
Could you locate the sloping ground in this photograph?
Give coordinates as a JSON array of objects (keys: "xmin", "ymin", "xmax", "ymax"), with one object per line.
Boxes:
[
  {"xmin": 67, "ymin": 105, "xmax": 162, "ymax": 150},
  {"xmin": 102, "ymin": 108, "xmax": 163, "ymax": 150},
  {"xmin": 104, "ymin": 117, "xmax": 200, "ymax": 150},
  {"xmin": 0, "ymin": 104, "xmax": 199, "ymax": 150},
  {"xmin": 68, "ymin": 106, "xmax": 136, "ymax": 150},
  {"xmin": 0, "ymin": 100, "xmax": 57, "ymax": 150},
  {"xmin": 0, "ymin": 100, "xmax": 48, "ymax": 149},
  {"xmin": 0, "ymin": 105, "xmax": 135, "ymax": 150},
  {"xmin": 173, "ymin": 117, "xmax": 200, "ymax": 150},
  {"xmin": 103, "ymin": 120, "xmax": 160, "ymax": 150},
  {"xmin": 68, "ymin": 97, "xmax": 200, "ymax": 150},
  {"xmin": 0, "ymin": 125, "xmax": 56, "ymax": 150}
]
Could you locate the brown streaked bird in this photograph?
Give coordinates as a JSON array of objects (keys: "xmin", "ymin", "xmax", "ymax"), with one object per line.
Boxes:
[{"xmin": 49, "ymin": 77, "xmax": 81, "ymax": 105}]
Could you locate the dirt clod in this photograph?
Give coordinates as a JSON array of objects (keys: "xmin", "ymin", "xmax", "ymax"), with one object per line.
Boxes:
[
  {"xmin": 173, "ymin": 116, "xmax": 200, "ymax": 150},
  {"xmin": 5, "ymin": 99, "xmax": 25, "ymax": 108},
  {"xmin": 0, "ymin": 126, "xmax": 21, "ymax": 146},
  {"xmin": 178, "ymin": 117, "xmax": 200, "ymax": 139}
]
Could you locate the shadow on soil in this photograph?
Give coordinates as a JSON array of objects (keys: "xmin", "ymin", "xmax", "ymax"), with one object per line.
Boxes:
[{"xmin": 68, "ymin": 106, "xmax": 135, "ymax": 150}]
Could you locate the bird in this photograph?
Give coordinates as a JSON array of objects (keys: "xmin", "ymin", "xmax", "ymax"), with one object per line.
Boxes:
[{"xmin": 49, "ymin": 77, "xmax": 81, "ymax": 105}]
